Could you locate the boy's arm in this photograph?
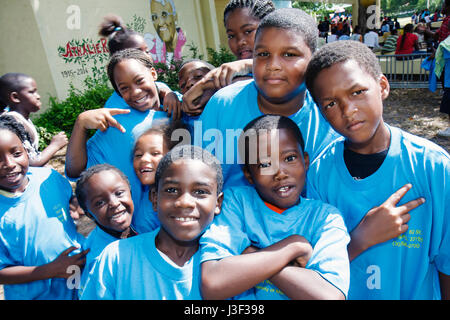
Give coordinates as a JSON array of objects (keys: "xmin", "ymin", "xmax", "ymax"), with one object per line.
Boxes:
[
  {"xmin": 29, "ymin": 132, "xmax": 68, "ymax": 167},
  {"xmin": 270, "ymin": 267, "xmax": 345, "ymax": 300},
  {"xmin": 439, "ymin": 272, "xmax": 450, "ymax": 300},
  {"xmin": 348, "ymin": 184, "xmax": 425, "ymax": 261},
  {"xmin": 201, "ymin": 234, "xmax": 311, "ymax": 300},
  {"xmin": 65, "ymin": 108, "xmax": 129, "ymax": 178},
  {"xmin": 0, "ymin": 246, "xmax": 88, "ymax": 284}
]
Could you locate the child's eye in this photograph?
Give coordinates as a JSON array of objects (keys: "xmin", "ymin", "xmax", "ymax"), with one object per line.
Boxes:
[
  {"xmin": 285, "ymin": 154, "xmax": 297, "ymax": 162},
  {"xmin": 136, "ymin": 78, "xmax": 145, "ymax": 84},
  {"xmin": 119, "ymin": 86, "xmax": 129, "ymax": 92},
  {"xmin": 151, "ymin": 152, "xmax": 161, "ymax": 157},
  {"xmin": 256, "ymin": 51, "xmax": 269, "ymax": 57},
  {"xmin": 227, "ymin": 34, "xmax": 234, "ymax": 40},
  {"xmin": 94, "ymin": 200, "xmax": 105, "ymax": 208},
  {"xmin": 244, "ymin": 29, "xmax": 255, "ymax": 35},
  {"xmin": 115, "ymin": 190, "xmax": 125, "ymax": 197},
  {"xmin": 13, "ymin": 151, "xmax": 23, "ymax": 157},
  {"xmin": 322, "ymin": 101, "xmax": 336, "ymax": 110},
  {"xmin": 193, "ymin": 189, "xmax": 210, "ymax": 196},
  {"xmin": 164, "ymin": 187, "xmax": 178, "ymax": 194},
  {"xmin": 283, "ymin": 52, "xmax": 297, "ymax": 57},
  {"xmin": 352, "ymin": 89, "xmax": 366, "ymax": 96},
  {"xmin": 258, "ymin": 162, "xmax": 271, "ymax": 169}
]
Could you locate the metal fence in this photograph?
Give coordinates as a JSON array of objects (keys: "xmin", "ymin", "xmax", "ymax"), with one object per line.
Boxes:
[{"xmin": 376, "ymin": 53, "xmax": 440, "ymax": 89}]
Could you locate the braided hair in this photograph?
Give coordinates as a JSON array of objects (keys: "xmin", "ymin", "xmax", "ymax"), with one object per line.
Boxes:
[
  {"xmin": 0, "ymin": 114, "xmax": 32, "ymax": 145},
  {"xmin": 223, "ymin": 0, "xmax": 275, "ymax": 26}
]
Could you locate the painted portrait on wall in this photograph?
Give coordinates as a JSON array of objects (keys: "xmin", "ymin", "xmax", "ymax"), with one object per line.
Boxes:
[{"xmin": 144, "ymin": 0, "xmax": 186, "ymax": 64}]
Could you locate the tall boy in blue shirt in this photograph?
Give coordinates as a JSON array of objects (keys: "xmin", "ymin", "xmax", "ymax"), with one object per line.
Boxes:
[
  {"xmin": 305, "ymin": 40, "xmax": 450, "ymax": 299},
  {"xmin": 195, "ymin": 8, "xmax": 339, "ymax": 189},
  {"xmin": 200, "ymin": 115, "xmax": 349, "ymax": 300}
]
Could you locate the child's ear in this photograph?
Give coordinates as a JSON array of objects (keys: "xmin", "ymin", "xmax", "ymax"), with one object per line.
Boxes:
[
  {"xmin": 150, "ymin": 67, "xmax": 158, "ymax": 81},
  {"xmin": 303, "ymin": 151, "xmax": 310, "ymax": 171},
  {"xmin": 242, "ymin": 166, "xmax": 254, "ymax": 185},
  {"xmin": 214, "ymin": 192, "xmax": 224, "ymax": 216},
  {"xmin": 9, "ymin": 91, "xmax": 20, "ymax": 104},
  {"xmin": 379, "ymin": 74, "xmax": 390, "ymax": 100},
  {"xmin": 149, "ymin": 186, "xmax": 158, "ymax": 211}
]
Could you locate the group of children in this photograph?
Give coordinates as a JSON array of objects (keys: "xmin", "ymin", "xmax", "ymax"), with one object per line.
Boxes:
[{"xmin": 0, "ymin": 0, "xmax": 449, "ymax": 300}]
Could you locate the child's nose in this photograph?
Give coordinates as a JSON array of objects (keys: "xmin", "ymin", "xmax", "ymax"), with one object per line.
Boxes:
[
  {"xmin": 175, "ymin": 192, "xmax": 195, "ymax": 208},
  {"xmin": 1, "ymin": 155, "xmax": 15, "ymax": 169},
  {"xmin": 342, "ymin": 101, "xmax": 359, "ymax": 119}
]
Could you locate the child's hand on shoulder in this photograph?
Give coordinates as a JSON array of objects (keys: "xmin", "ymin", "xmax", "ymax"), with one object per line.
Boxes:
[
  {"xmin": 207, "ymin": 59, "xmax": 253, "ymax": 88},
  {"xmin": 162, "ymin": 91, "xmax": 182, "ymax": 120},
  {"xmin": 46, "ymin": 246, "xmax": 89, "ymax": 279},
  {"xmin": 77, "ymin": 108, "xmax": 130, "ymax": 133}
]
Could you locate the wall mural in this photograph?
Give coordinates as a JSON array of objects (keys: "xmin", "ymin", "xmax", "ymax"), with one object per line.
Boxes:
[{"xmin": 56, "ymin": 0, "xmax": 187, "ymax": 85}]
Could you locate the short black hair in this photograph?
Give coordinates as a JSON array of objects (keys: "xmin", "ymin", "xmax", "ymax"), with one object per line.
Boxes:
[
  {"xmin": 0, "ymin": 114, "xmax": 32, "ymax": 145},
  {"xmin": 255, "ymin": 8, "xmax": 318, "ymax": 53},
  {"xmin": 305, "ymin": 40, "xmax": 382, "ymax": 102},
  {"xmin": 154, "ymin": 145, "xmax": 223, "ymax": 194},
  {"xmin": 75, "ymin": 164, "xmax": 130, "ymax": 215},
  {"xmin": 133, "ymin": 118, "xmax": 190, "ymax": 155},
  {"xmin": 0, "ymin": 73, "xmax": 32, "ymax": 109},
  {"xmin": 107, "ymin": 48, "xmax": 154, "ymax": 96},
  {"xmin": 223, "ymin": 0, "xmax": 275, "ymax": 26},
  {"xmin": 239, "ymin": 114, "xmax": 305, "ymax": 167}
]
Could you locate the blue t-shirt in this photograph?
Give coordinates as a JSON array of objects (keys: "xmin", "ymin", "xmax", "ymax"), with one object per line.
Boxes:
[
  {"xmin": 200, "ymin": 186, "xmax": 350, "ymax": 299},
  {"xmin": 85, "ymin": 93, "xmax": 168, "ymax": 231},
  {"xmin": 80, "ymin": 228, "xmax": 202, "ymax": 300},
  {"xmin": 78, "ymin": 226, "xmax": 117, "ymax": 297},
  {"xmin": 0, "ymin": 167, "xmax": 85, "ymax": 300},
  {"xmin": 195, "ymin": 79, "xmax": 340, "ymax": 189},
  {"xmin": 306, "ymin": 124, "xmax": 450, "ymax": 299},
  {"xmin": 132, "ymin": 186, "xmax": 160, "ymax": 234}
]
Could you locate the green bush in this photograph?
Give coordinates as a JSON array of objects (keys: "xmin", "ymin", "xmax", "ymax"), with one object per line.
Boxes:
[
  {"xmin": 33, "ymin": 73, "xmax": 113, "ymax": 149},
  {"xmin": 33, "ymin": 45, "xmax": 235, "ymax": 148}
]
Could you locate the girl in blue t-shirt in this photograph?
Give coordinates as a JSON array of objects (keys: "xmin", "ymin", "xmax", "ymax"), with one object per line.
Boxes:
[
  {"xmin": 0, "ymin": 114, "xmax": 87, "ymax": 300},
  {"xmin": 66, "ymin": 48, "xmax": 169, "ymax": 219},
  {"xmin": 75, "ymin": 164, "xmax": 138, "ymax": 296},
  {"xmin": 131, "ymin": 119, "xmax": 188, "ymax": 233}
]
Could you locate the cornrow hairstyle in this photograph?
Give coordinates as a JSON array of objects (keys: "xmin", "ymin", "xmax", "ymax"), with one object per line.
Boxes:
[
  {"xmin": 305, "ymin": 40, "xmax": 382, "ymax": 103},
  {"xmin": 107, "ymin": 48, "xmax": 154, "ymax": 95},
  {"xmin": 239, "ymin": 114, "xmax": 305, "ymax": 168},
  {"xmin": 0, "ymin": 73, "xmax": 32, "ymax": 109},
  {"xmin": 223, "ymin": 0, "xmax": 275, "ymax": 26},
  {"xmin": 255, "ymin": 8, "xmax": 318, "ymax": 53},
  {"xmin": 99, "ymin": 14, "xmax": 142, "ymax": 56},
  {"xmin": 154, "ymin": 145, "xmax": 223, "ymax": 195},
  {"xmin": 133, "ymin": 118, "xmax": 190, "ymax": 157},
  {"xmin": 0, "ymin": 114, "xmax": 32, "ymax": 145},
  {"xmin": 75, "ymin": 164, "xmax": 131, "ymax": 215}
]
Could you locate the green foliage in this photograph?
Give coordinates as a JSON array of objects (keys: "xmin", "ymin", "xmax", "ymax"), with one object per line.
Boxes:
[
  {"xmin": 33, "ymin": 73, "xmax": 113, "ymax": 148},
  {"xmin": 34, "ymin": 42, "xmax": 235, "ymax": 148}
]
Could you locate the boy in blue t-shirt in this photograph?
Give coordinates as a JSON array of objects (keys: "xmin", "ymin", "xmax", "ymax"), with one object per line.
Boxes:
[
  {"xmin": 80, "ymin": 145, "xmax": 223, "ymax": 299},
  {"xmin": 195, "ymin": 8, "xmax": 339, "ymax": 189},
  {"xmin": 200, "ymin": 115, "xmax": 349, "ymax": 300},
  {"xmin": 304, "ymin": 40, "xmax": 450, "ymax": 299}
]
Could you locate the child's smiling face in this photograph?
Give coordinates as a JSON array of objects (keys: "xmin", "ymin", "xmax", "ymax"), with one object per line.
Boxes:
[
  {"xmin": 151, "ymin": 159, "xmax": 222, "ymax": 245},
  {"xmin": 312, "ymin": 59, "xmax": 390, "ymax": 154},
  {"xmin": 84, "ymin": 169, "xmax": 134, "ymax": 232},
  {"xmin": 133, "ymin": 132, "xmax": 168, "ymax": 186},
  {"xmin": 114, "ymin": 59, "xmax": 160, "ymax": 112},
  {"xmin": 243, "ymin": 128, "xmax": 309, "ymax": 209},
  {"xmin": 0, "ymin": 129, "xmax": 29, "ymax": 193}
]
